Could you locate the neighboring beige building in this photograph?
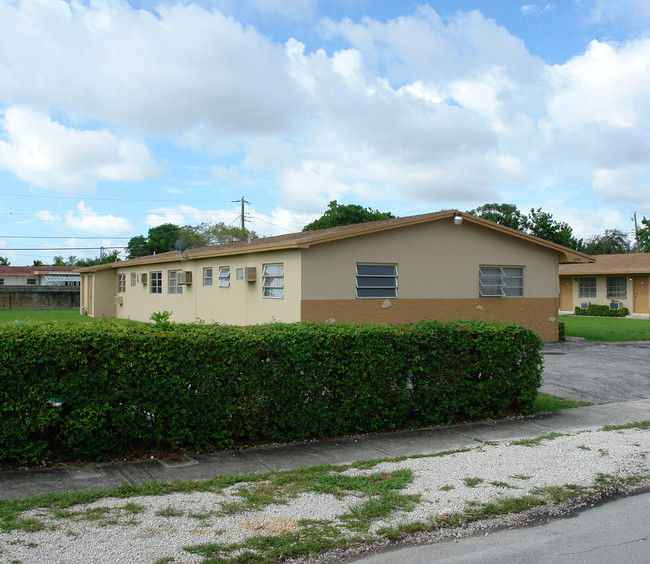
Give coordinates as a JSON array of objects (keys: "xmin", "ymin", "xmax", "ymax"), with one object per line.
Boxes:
[
  {"xmin": 559, "ymin": 253, "xmax": 650, "ymax": 316},
  {"xmin": 0, "ymin": 266, "xmax": 80, "ymax": 286},
  {"xmin": 77, "ymin": 210, "xmax": 592, "ymax": 342}
]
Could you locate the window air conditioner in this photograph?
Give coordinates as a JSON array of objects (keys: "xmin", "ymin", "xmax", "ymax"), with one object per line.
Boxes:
[
  {"xmin": 179, "ymin": 271, "xmax": 192, "ymax": 285},
  {"xmin": 115, "ymin": 295, "xmax": 123, "ymax": 305},
  {"xmin": 579, "ymin": 302, "xmax": 590, "ymax": 310},
  {"xmin": 609, "ymin": 302, "xmax": 620, "ymax": 310},
  {"xmin": 245, "ymin": 266, "xmax": 256, "ymax": 282},
  {"xmin": 141, "ymin": 273, "xmax": 148, "ymax": 284}
]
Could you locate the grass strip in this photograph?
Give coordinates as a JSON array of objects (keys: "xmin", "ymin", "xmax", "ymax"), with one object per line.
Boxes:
[{"xmin": 601, "ymin": 420, "xmax": 650, "ymax": 432}]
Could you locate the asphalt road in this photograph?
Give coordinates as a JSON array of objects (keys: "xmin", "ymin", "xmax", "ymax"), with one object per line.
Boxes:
[
  {"xmin": 350, "ymin": 490, "xmax": 650, "ymax": 563},
  {"xmin": 540, "ymin": 340, "xmax": 650, "ymax": 403}
]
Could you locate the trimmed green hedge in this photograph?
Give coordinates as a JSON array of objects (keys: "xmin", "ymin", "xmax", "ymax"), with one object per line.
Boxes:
[
  {"xmin": 574, "ymin": 304, "xmax": 629, "ymax": 317},
  {"xmin": 0, "ymin": 320, "xmax": 543, "ymax": 464}
]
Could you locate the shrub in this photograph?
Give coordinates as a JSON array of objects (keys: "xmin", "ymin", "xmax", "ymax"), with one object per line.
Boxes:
[
  {"xmin": 558, "ymin": 321, "xmax": 565, "ymax": 341},
  {"xmin": 0, "ymin": 320, "xmax": 543, "ymax": 464},
  {"xmin": 574, "ymin": 304, "xmax": 629, "ymax": 317}
]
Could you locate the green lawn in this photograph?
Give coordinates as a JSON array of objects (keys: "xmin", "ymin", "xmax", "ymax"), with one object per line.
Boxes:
[
  {"xmin": 529, "ymin": 393, "xmax": 591, "ymax": 413},
  {"xmin": 0, "ymin": 309, "xmax": 96, "ymax": 323},
  {"xmin": 561, "ymin": 314, "xmax": 650, "ymax": 342}
]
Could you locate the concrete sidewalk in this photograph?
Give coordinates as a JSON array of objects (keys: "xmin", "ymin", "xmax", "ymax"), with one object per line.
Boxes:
[{"xmin": 2, "ymin": 399, "xmax": 649, "ymax": 501}]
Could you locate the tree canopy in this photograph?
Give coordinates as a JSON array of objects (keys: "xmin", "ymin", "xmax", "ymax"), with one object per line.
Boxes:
[
  {"xmin": 302, "ymin": 201, "xmax": 395, "ymax": 231},
  {"xmin": 526, "ymin": 208, "xmax": 584, "ymax": 251},
  {"xmin": 75, "ymin": 250, "xmax": 121, "ymax": 267},
  {"xmin": 52, "ymin": 251, "xmax": 121, "ymax": 267},
  {"xmin": 467, "ymin": 203, "xmax": 528, "ymax": 231},
  {"xmin": 52, "ymin": 256, "xmax": 77, "ymax": 266},
  {"xmin": 126, "ymin": 222, "xmax": 257, "ymax": 259},
  {"xmin": 467, "ymin": 203, "xmax": 584, "ymax": 251},
  {"xmin": 584, "ymin": 229, "xmax": 631, "ymax": 255},
  {"xmin": 180, "ymin": 222, "xmax": 257, "ymax": 246}
]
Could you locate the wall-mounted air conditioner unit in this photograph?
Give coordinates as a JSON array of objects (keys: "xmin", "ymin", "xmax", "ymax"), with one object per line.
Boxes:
[
  {"xmin": 115, "ymin": 295, "xmax": 123, "ymax": 305},
  {"xmin": 179, "ymin": 271, "xmax": 193, "ymax": 285},
  {"xmin": 609, "ymin": 302, "xmax": 620, "ymax": 310},
  {"xmin": 141, "ymin": 273, "xmax": 148, "ymax": 284},
  {"xmin": 245, "ymin": 266, "xmax": 256, "ymax": 282},
  {"xmin": 579, "ymin": 302, "xmax": 590, "ymax": 310}
]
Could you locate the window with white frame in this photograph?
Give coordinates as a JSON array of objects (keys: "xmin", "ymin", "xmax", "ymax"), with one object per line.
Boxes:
[
  {"xmin": 130, "ymin": 273, "xmax": 137, "ymax": 287},
  {"xmin": 203, "ymin": 267, "xmax": 213, "ymax": 287},
  {"xmin": 606, "ymin": 277, "xmax": 626, "ymax": 299},
  {"xmin": 150, "ymin": 271, "xmax": 162, "ymax": 294},
  {"xmin": 117, "ymin": 274, "xmax": 126, "ymax": 293},
  {"xmin": 26, "ymin": 278, "xmax": 36, "ymax": 285},
  {"xmin": 169, "ymin": 270, "xmax": 183, "ymax": 294},
  {"xmin": 356, "ymin": 264, "xmax": 398, "ymax": 298},
  {"xmin": 262, "ymin": 264, "xmax": 284, "ymax": 298},
  {"xmin": 578, "ymin": 277, "xmax": 597, "ymax": 298},
  {"xmin": 218, "ymin": 267, "xmax": 230, "ymax": 287},
  {"xmin": 236, "ymin": 267, "xmax": 244, "ymax": 281},
  {"xmin": 479, "ymin": 267, "xmax": 524, "ymax": 297}
]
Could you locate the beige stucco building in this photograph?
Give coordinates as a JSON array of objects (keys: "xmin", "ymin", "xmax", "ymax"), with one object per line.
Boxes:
[
  {"xmin": 559, "ymin": 253, "xmax": 650, "ymax": 316},
  {"xmin": 77, "ymin": 210, "xmax": 592, "ymax": 342}
]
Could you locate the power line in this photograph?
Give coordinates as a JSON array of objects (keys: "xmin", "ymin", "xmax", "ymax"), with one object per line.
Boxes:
[
  {"xmin": 248, "ymin": 214, "xmax": 295, "ymax": 234},
  {"xmin": 0, "ymin": 235, "xmax": 132, "ymax": 239},
  {"xmin": 0, "ymin": 246, "xmax": 127, "ymax": 251},
  {"xmin": 0, "ymin": 192, "xmax": 237, "ymax": 204},
  {"xmin": 0, "ymin": 191, "xmax": 324, "ymax": 214}
]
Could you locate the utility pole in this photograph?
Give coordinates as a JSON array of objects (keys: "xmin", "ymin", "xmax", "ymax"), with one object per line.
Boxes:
[
  {"xmin": 633, "ymin": 211, "xmax": 639, "ymax": 251},
  {"xmin": 233, "ymin": 196, "xmax": 249, "ymax": 230}
]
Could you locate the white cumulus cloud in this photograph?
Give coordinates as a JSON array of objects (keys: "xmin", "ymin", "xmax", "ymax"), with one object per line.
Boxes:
[
  {"xmin": 0, "ymin": 1, "xmax": 306, "ymax": 147},
  {"xmin": 65, "ymin": 202, "xmax": 133, "ymax": 235},
  {"xmin": 0, "ymin": 107, "xmax": 162, "ymax": 192}
]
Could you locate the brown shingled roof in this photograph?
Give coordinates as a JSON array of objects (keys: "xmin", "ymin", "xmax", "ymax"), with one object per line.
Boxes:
[
  {"xmin": 77, "ymin": 210, "xmax": 593, "ymax": 272},
  {"xmin": 559, "ymin": 253, "xmax": 650, "ymax": 275},
  {"xmin": 0, "ymin": 266, "xmax": 78, "ymax": 275}
]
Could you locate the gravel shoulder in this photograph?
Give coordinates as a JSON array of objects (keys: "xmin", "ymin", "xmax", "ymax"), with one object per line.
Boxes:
[{"xmin": 2, "ymin": 424, "xmax": 648, "ymax": 564}]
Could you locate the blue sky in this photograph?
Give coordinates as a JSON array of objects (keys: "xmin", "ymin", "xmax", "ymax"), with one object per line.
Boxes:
[{"xmin": 1, "ymin": 0, "xmax": 650, "ymax": 264}]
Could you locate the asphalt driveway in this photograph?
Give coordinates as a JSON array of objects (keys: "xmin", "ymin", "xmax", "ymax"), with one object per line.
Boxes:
[{"xmin": 541, "ymin": 340, "xmax": 650, "ymax": 404}]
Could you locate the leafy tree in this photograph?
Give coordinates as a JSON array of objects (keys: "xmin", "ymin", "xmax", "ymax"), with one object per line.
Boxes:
[
  {"xmin": 126, "ymin": 224, "xmax": 180, "ymax": 259},
  {"xmin": 126, "ymin": 235, "xmax": 150, "ymax": 259},
  {"xmin": 147, "ymin": 223, "xmax": 181, "ymax": 255},
  {"xmin": 32, "ymin": 260, "xmax": 45, "ymax": 266},
  {"xmin": 179, "ymin": 222, "xmax": 257, "ymax": 247},
  {"xmin": 468, "ymin": 203, "xmax": 586, "ymax": 251},
  {"xmin": 584, "ymin": 229, "xmax": 631, "ymax": 255},
  {"xmin": 527, "ymin": 208, "xmax": 584, "ymax": 251},
  {"xmin": 302, "ymin": 201, "xmax": 395, "ymax": 231},
  {"xmin": 467, "ymin": 203, "xmax": 528, "ymax": 231},
  {"xmin": 0, "ymin": 257, "xmax": 10, "ymax": 265},
  {"xmin": 127, "ymin": 222, "xmax": 257, "ymax": 259},
  {"xmin": 74, "ymin": 251, "xmax": 120, "ymax": 267},
  {"xmin": 635, "ymin": 217, "xmax": 650, "ymax": 253},
  {"xmin": 177, "ymin": 225, "xmax": 209, "ymax": 248},
  {"xmin": 200, "ymin": 222, "xmax": 257, "ymax": 244},
  {"xmin": 52, "ymin": 256, "xmax": 66, "ymax": 266}
]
